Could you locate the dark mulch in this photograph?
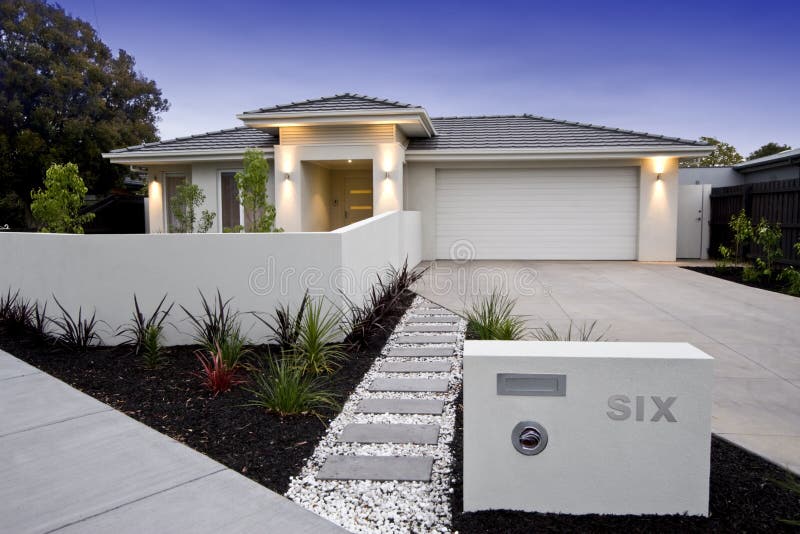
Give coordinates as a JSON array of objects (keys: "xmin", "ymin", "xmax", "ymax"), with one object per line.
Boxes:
[
  {"xmin": 449, "ymin": 392, "xmax": 800, "ymax": 533},
  {"xmin": 682, "ymin": 266, "xmax": 797, "ymax": 298},
  {"xmin": 0, "ymin": 290, "xmax": 414, "ymax": 495}
]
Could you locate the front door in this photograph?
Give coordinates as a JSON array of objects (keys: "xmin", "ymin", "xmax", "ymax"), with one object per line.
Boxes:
[{"xmin": 344, "ymin": 176, "xmax": 373, "ymax": 225}]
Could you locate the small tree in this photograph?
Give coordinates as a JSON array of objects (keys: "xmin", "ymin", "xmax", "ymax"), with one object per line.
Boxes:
[
  {"xmin": 748, "ymin": 142, "xmax": 791, "ymax": 161},
  {"xmin": 169, "ymin": 183, "xmax": 215, "ymax": 233},
  {"xmin": 30, "ymin": 163, "xmax": 95, "ymax": 233},
  {"xmin": 681, "ymin": 137, "xmax": 743, "ymax": 168},
  {"xmin": 234, "ymin": 149, "xmax": 281, "ymax": 232}
]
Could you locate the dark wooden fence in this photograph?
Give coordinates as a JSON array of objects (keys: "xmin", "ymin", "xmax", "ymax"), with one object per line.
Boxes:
[{"xmin": 710, "ymin": 178, "xmax": 800, "ymax": 265}]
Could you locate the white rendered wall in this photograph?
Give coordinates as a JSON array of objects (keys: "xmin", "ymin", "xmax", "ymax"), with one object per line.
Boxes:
[
  {"xmin": 0, "ymin": 211, "xmax": 421, "ymax": 346},
  {"xmin": 638, "ymin": 157, "xmax": 679, "ymax": 261},
  {"xmin": 463, "ymin": 340, "xmax": 712, "ymax": 516}
]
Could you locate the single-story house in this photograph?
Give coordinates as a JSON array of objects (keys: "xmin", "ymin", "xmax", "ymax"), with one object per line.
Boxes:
[{"xmin": 103, "ymin": 93, "xmax": 711, "ymax": 261}]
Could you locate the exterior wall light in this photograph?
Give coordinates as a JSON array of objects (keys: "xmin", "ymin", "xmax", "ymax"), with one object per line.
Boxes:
[
  {"xmin": 284, "ymin": 173, "xmax": 291, "ymax": 181},
  {"xmin": 384, "ymin": 171, "xmax": 391, "ymax": 180},
  {"xmin": 652, "ymin": 157, "xmax": 667, "ymax": 181}
]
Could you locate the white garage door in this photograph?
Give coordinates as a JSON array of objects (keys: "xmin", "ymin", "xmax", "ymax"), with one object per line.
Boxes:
[{"xmin": 436, "ymin": 168, "xmax": 639, "ymax": 260}]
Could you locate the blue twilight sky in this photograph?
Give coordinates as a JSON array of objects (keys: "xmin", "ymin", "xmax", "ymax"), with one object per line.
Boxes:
[{"xmin": 57, "ymin": 0, "xmax": 799, "ymax": 155}]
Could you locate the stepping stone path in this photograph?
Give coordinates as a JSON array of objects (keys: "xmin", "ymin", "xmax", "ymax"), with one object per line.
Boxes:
[{"xmin": 286, "ymin": 296, "xmax": 465, "ymax": 532}]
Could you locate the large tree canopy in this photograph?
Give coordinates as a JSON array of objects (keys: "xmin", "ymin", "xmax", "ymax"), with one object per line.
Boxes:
[
  {"xmin": 680, "ymin": 136, "xmax": 744, "ymax": 168},
  {"xmin": 747, "ymin": 142, "xmax": 792, "ymax": 161},
  {"xmin": 0, "ymin": 0, "xmax": 169, "ymax": 228}
]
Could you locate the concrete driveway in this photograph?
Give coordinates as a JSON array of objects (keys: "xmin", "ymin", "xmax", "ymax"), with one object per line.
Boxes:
[{"xmin": 414, "ymin": 260, "xmax": 800, "ymax": 473}]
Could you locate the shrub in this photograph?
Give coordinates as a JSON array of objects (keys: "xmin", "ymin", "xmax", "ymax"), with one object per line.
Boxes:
[
  {"xmin": 169, "ymin": 183, "xmax": 215, "ymax": 233},
  {"xmin": 294, "ymin": 298, "xmax": 348, "ymax": 375},
  {"xmin": 51, "ymin": 296, "xmax": 100, "ymax": 351},
  {"xmin": 118, "ymin": 294, "xmax": 173, "ymax": 356},
  {"xmin": 715, "ymin": 245, "xmax": 735, "ymax": 271},
  {"xmin": 729, "ymin": 209, "xmax": 753, "ymax": 264},
  {"xmin": 193, "ymin": 346, "xmax": 245, "ymax": 395},
  {"xmin": 0, "ymin": 288, "xmax": 18, "ymax": 322},
  {"xmin": 779, "ymin": 267, "xmax": 800, "ymax": 296},
  {"xmin": 28, "ymin": 301, "xmax": 50, "ymax": 339},
  {"xmin": 753, "ymin": 218, "xmax": 782, "ymax": 275},
  {"xmin": 342, "ymin": 259, "xmax": 425, "ymax": 350},
  {"xmin": 246, "ymin": 355, "xmax": 338, "ymax": 416},
  {"xmin": 181, "ymin": 290, "xmax": 240, "ymax": 351},
  {"xmin": 254, "ymin": 291, "xmax": 310, "ymax": 349},
  {"xmin": 141, "ymin": 324, "xmax": 168, "ymax": 369},
  {"xmin": 234, "ymin": 148, "xmax": 281, "ymax": 232},
  {"xmin": 532, "ymin": 321, "xmax": 609, "ymax": 341},
  {"xmin": 463, "ymin": 291, "xmax": 526, "ymax": 340},
  {"xmin": 2, "ymin": 291, "xmax": 34, "ymax": 333},
  {"xmin": 30, "ymin": 162, "xmax": 95, "ymax": 233}
]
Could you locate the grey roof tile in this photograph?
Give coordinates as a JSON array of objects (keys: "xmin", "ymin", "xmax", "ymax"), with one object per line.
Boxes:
[
  {"xmin": 109, "ymin": 127, "xmax": 277, "ymax": 154},
  {"xmin": 407, "ymin": 115, "xmax": 706, "ymax": 150},
  {"xmin": 242, "ymin": 93, "xmax": 421, "ymax": 114},
  {"xmin": 734, "ymin": 147, "xmax": 800, "ymax": 170}
]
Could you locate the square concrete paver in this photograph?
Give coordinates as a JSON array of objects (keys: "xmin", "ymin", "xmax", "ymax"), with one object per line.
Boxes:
[
  {"xmin": 395, "ymin": 334, "xmax": 457, "ymax": 344},
  {"xmin": 356, "ymin": 398, "xmax": 445, "ymax": 415},
  {"xmin": 339, "ymin": 423, "xmax": 440, "ymax": 444},
  {"xmin": 317, "ymin": 455, "xmax": 434, "ymax": 481},
  {"xmin": 387, "ymin": 347, "xmax": 455, "ymax": 357},
  {"xmin": 380, "ymin": 360, "xmax": 451, "ymax": 373},
  {"xmin": 369, "ymin": 378, "xmax": 450, "ymax": 392}
]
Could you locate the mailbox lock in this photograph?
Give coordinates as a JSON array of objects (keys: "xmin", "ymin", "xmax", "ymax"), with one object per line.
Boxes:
[{"xmin": 512, "ymin": 421, "xmax": 548, "ymax": 456}]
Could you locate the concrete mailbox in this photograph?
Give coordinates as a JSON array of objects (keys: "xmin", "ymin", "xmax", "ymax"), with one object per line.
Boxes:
[{"xmin": 463, "ymin": 341, "xmax": 713, "ymax": 516}]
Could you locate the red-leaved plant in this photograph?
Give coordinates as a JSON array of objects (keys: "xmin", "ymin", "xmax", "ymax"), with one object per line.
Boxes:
[{"xmin": 193, "ymin": 346, "xmax": 245, "ymax": 395}]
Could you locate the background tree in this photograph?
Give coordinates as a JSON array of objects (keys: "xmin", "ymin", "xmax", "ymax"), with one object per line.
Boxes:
[
  {"xmin": 0, "ymin": 0, "xmax": 169, "ymax": 229},
  {"xmin": 680, "ymin": 137, "xmax": 743, "ymax": 168},
  {"xmin": 169, "ymin": 184, "xmax": 215, "ymax": 233},
  {"xmin": 234, "ymin": 148, "xmax": 281, "ymax": 232},
  {"xmin": 747, "ymin": 142, "xmax": 791, "ymax": 161},
  {"xmin": 30, "ymin": 162, "xmax": 94, "ymax": 233}
]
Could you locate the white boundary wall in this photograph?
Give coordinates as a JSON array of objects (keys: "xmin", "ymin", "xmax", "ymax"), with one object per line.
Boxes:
[{"xmin": 0, "ymin": 210, "xmax": 421, "ymax": 345}]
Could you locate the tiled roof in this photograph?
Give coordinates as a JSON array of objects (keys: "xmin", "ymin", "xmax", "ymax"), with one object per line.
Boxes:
[
  {"xmin": 109, "ymin": 127, "xmax": 276, "ymax": 153},
  {"xmin": 734, "ymin": 147, "xmax": 800, "ymax": 171},
  {"xmin": 242, "ymin": 93, "xmax": 421, "ymax": 114},
  {"xmin": 407, "ymin": 115, "xmax": 706, "ymax": 150}
]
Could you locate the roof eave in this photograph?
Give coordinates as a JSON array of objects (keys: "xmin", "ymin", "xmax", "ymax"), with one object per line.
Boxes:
[
  {"xmin": 405, "ymin": 145, "xmax": 713, "ymax": 162},
  {"xmin": 103, "ymin": 147, "xmax": 275, "ymax": 165},
  {"xmin": 237, "ymin": 108, "xmax": 437, "ymax": 137}
]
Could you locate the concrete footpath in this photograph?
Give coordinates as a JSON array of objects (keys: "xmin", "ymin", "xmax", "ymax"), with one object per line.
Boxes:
[{"xmin": 0, "ymin": 349, "xmax": 345, "ymax": 534}]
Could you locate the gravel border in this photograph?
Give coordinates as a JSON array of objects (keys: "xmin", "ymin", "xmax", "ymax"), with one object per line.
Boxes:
[{"xmin": 285, "ymin": 295, "xmax": 465, "ymax": 533}]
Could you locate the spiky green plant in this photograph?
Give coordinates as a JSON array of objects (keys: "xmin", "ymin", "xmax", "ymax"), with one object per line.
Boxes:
[
  {"xmin": 245, "ymin": 355, "xmax": 338, "ymax": 416},
  {"xmin": 294, "ymin": 298, "xmax": 348, "ymax": 375},
  {"xmin": 463, "ymin": 291, "xmax": 526, "ymax": 340},
  {"xmin": 532, "ymin": 321, "xmax": 610, "ymax": 341},
  {"xmin": 253, "ymin": 291, "xmax": 310, "ymax": 349},
  {"xmin": 217, "ymin": 324, "xmax": 251, "ymax": 368},
  {"xmin": 141, "ymin": 324, "xmax": 168, "ymax": 369}
]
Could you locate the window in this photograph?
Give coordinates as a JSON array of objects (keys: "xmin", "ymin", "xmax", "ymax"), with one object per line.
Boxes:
[
  {"xmin": 164, "ymin": 173, "xmax": 187, "ymax": 233},
  {"xmin": 220, "ymin": 171, "xmax": 241, "ymax": 230}
]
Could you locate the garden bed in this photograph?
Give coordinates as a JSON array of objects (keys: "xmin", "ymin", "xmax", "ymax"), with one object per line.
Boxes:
[
  {"xmin": 0, "ymin": 290, "xmax": 414, "ymax": 495},
  {"xmin": 682, "ymin": 266, "xmax": 798, "ymax": 298},
  {"xmin": 449, "ymin": 392, "xmax": 800, "ymax": 532}
]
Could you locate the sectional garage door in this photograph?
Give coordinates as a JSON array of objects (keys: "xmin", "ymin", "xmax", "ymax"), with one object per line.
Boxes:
[{"xmin": 436, "ymin": 168, "xmax": 639, "ymax": 260}]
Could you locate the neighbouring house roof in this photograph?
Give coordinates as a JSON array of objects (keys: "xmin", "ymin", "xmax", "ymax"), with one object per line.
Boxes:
[
  {"xmin": 108, "ymin": 127, "xmax": 277, "ymax": 154},
  {"xmin": 734, "ymin": 147, "xmax": 800, "ymax": 172},
  {"xmin": 241, "ymin": 93, "xmax": 422, "ymax": 115},
  {"xmin": 406, "ymin": 115, "xmax": 706, "ymax": 151}
]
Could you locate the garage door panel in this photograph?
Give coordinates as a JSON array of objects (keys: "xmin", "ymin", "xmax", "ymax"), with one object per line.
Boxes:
[{"xmin": 435, "ymin": 168, "xmax": 639, "ymax": 260}]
